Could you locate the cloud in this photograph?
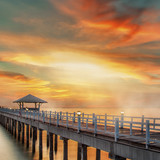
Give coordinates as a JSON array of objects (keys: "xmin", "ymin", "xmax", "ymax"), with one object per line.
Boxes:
[
  {"xmin": 50, "ymin": 0, "xmax": 160, "ymax": 48},
  {"xmin": 0, "ymin": 70, "xmax": 30, "ymax": 81}
]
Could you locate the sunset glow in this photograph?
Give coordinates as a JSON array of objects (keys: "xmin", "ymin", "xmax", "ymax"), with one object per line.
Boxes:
[{"xmin": 0, "ymin": 0, "xmax": 160, "ymax": 109}]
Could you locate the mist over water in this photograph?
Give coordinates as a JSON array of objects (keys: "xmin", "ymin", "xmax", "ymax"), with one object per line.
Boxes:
[{"xmin": 41, "ymin": 107, "xmax": 160, "ymax": 118}]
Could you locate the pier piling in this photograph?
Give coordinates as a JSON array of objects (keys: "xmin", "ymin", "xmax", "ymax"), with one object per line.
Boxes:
[
  {"xmin": 96, "ymin": 149, "xmax": 100, "ymax": 160},
  {"xmin": 47, "ymin": 131, "xmax": 49, "ymax": 148},
  {"xmin": 39, "ymin": 129, "xmax": 43, "ymax": 160},
  {"xmin": 30, "ymin": 126, "xmax": 32, "ymax": 138},
  {"xmin": 18, "ymin": 121, "xmax": 21, "ymax": 141},
  {"xmin": 32, "ymin": 127, "xmax": 36, "ymax": 153},
  {"xmin": 49, "ymin": 133, "xmax": 53, "ymax": 160},
  {"xmin": 14, "ymin": 120, "xmax": 17, "ymax": 138},
  {"xmin": 54, "ymin": 134, "xmax": 57, "ymax": 153},
  {"xmin": 11, "ymin": 119, "xmax": 14, "ymax": 135},
  {"xmin": 22, "ymin": 123, "xmax": 24, "ymax": 144},
  {"xmin": 63, "ymin": 138, "xmax": 68, "ymax": 160},
  {"xmin": 82, "ymin": 144, "xmax": 87, "ymax": 160},
  {"xmin": 115, "ymin": 155, "xmax": 126, "ymax": 160},
  {"xmin": 77, "ymin": 143, "xmax": 82, "ymax": 160},
  {"xmin": 26, "ymin": 124, "xmax": 29, "ymax": 148}
]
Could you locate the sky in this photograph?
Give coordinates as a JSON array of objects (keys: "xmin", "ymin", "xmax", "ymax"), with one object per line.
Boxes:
[{"xmin": 0, "ymin": 0, "xmax": 160, "ymax": 109}]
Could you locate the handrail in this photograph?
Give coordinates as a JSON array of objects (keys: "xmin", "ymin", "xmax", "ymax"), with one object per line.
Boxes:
[{"xmin": 0, "ymin": 108, "xmax": 160, "ymax": 149}]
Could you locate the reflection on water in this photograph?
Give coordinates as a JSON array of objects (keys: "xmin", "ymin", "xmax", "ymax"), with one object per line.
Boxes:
[
  {"xmin": 0, "ymin": 125, "xmax": 31, "ymax": 160},
  {"xmin": 0, "ymin": 125, "xmax": 110, "ymax": 160}
]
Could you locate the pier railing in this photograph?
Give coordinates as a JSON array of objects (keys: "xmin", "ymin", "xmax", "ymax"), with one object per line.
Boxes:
[{"xmin": 0, "ymin": 108, "xmax": 160, "ymax": 149}]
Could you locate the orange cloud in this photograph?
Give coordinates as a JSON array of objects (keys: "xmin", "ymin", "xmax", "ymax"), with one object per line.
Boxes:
[
  {"xmin": 0, "ymin": 70, "xmax": 30, "ymax": 81},
  {"xmin": 51, "ymin": 0, "xmax": 160, "ymax": 48}
]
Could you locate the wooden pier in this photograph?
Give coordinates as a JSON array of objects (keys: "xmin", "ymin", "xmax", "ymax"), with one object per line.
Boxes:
[{"xmin": 0, "ymin": 108, "xmax": 160, "ymax": 160}]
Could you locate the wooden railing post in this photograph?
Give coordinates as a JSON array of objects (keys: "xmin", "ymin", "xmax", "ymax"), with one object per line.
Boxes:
[
  {"xmin": 57, "ymin": 113, "xmax": 59, "ymax": 126},
  {"xmin": 141, "ymin": 115, "xmax": 144, "ymax": 132},
  {"xmin": 60, "ymin": 111, "xmax": 62, "ymax": 120},
  {"xmin": 153, "ymin": 118, "xmax": 156, "ymax": 129},
  {"xmin": 94, "ymin": 116, "xmax": 97, "ymax": 136},
  {"xmin": 78, "ymin": 116, "xmax": 81, "ymax": 133},
  {"xmin": 86, "ymin": 118, "xmax": 88, "ymax": 129},
  {"xmin": 42, "ymin": 111, "xmax": 45, "ymax": 122},
  {"xmin": 146, "ymin": 120, "xmax": 150, "ymax": 149},
  {"xmin": 73, "ymin": 112, "xmax": 75, "ymax": 123},
  {"xmin": 92, "ymin": 113, "xmax": 95, "ymax": 125},
  {"xmin": 66, "ymin": 112, "xmax": 68, "ymax": 128},
  {"xmin": 105, "ymin": 113, "xmax": 107, "ymax": 132},
  {"xmin": 46, "ymin": 111, "xmax": 48, "ymax": 122},
  {"xmin": 120, "ymin": 112, "xmax": 124, "ymax": 129},
  {"xmin": 50, "ymin": 111, "xmax": 51, "ymax": 124},
  {"xmin": 34, "ymin": 111, "xmax": 35, "ymax": 120},
  {"xmin": 130, "ymin": 122, "xmax": 132, "ymax": 136},
  {"xmin": 27, "ymin": 111, "xmax": 29, "ymax": 118},
  {"xmin": 82, "ymin": 113, "xmax": 84, "ymax": 123},
  {"xmin": 115, "ymin": 118, "xmax": 119, "ymax": 142},
  {"xmin": 38, "ymin": 111, "xmax": 40, "ymax": 121}
]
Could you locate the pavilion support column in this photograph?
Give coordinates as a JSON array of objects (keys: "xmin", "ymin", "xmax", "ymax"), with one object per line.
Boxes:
[
  {"xmin": 96, "ymin": 149, "xmax": 101, "ymax": 160},
  {"xmin": 47, "ymin": 131, "xmax": 49, "ymax": 148},
  {"xmin": 30, "ymin": 125, "xmax": 32, "ymax": 138},
  {"xmin": 32, "ymin": 127, "xmax": 36, "ymax": 154},
  {"xmin": 26, "ymin": 124, "xmax": 29, "ymax": 148},
  {"xmin": 22, "ymin": 123, "xmax": 24, "ymax": 144},
  {"xmin": 35, "ymin": 103, "xmax": 37, "ymax": 110},
  {"xmin": 39, "ymin": 129, "xmax": 43, "ymax": 160},
  {"xmin": 77, "ymin": 143, "xmax": 82, "ymax": 160},
  {"xmin": 54, "ymin": 134, "xmax": 58, "ymax": 154},
  {"xmin": 18, "ymin": 121, "xmax": 21, "ymax": 141},
  {"xmin": 38, "ymin": 103, "xmax": 41, "ymax": 112},
  {"xmin": 14, "ymin": 120, "xmax": 17, "ymax": 139},
  {"xmin": 49, "ymin": 133, "xmax": 53, "ymax": 160},
  {"xmin": 81, "ymin": 144, "xmax": 87, "ymax": 160},
  {"xmin": 22, "ymin": 102, "xmax": 24, "ymax": 109}
]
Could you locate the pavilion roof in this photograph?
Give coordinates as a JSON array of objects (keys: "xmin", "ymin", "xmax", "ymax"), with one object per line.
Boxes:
[{"xmin": 13, "ymin": 94, "xmax": 47, "ymax": 103}]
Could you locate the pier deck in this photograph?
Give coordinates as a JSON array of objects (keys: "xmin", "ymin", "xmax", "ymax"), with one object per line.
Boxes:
[{"xmin": 0, "ymin": 108, "xmax": 160, "ymax": 160}]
